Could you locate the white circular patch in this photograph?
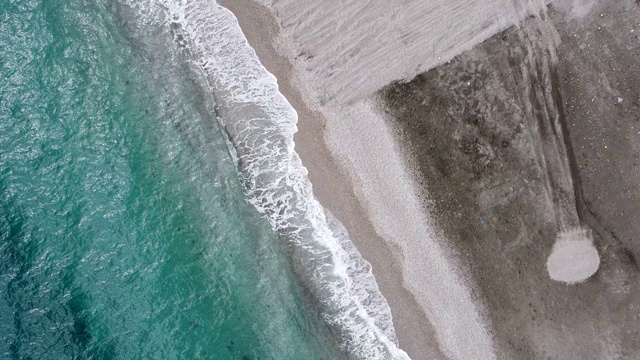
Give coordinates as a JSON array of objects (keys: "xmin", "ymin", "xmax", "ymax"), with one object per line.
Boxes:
[{"xmin": 547, "ymin": 229, "xmax": 600, "ymax": 284}]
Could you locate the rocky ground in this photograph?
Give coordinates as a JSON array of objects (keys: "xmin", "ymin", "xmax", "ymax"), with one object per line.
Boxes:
[{"xmin": 381, "ymin": 0, "xmax": 640, "ymax": 358}]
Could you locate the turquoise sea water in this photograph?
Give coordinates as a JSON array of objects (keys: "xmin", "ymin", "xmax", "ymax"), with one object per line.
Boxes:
[{"xmin": 0, "ymin": 1, "xmax": 345, "ymax": 358}]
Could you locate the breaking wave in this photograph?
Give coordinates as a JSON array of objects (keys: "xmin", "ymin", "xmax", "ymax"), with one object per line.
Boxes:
[{"xmin": 118, "ymin": 0, "xmax": 410, "ymax": 359}]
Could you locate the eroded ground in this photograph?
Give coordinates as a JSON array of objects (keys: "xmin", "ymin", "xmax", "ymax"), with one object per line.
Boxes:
[{"xmin": 382, "ymin": 1, "xmax": 640, "ymax": 358}]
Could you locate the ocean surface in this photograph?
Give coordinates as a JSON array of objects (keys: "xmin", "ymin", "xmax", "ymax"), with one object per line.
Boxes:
[{"xmin": 0, "ymin": 0, "xmax": 407, "ymax": 359}]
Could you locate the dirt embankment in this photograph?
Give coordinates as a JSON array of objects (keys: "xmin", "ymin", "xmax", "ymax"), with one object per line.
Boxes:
[{"xmin": 381, "ymin": 2, "xmax": 640, "ymax": 358}]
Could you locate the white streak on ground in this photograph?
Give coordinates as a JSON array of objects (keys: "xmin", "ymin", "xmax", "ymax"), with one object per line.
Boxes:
[{"xmin": 547, "ymin": 228, "xmax": 600, "ymax": 284}]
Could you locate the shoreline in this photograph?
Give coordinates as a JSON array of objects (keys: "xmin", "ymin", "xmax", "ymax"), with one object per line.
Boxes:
[
  {"xmin": 217, "ymin": 1, "xmax": 495, "ymax": 359},
  {"xmin": 212, "ymin": 1, "xmax": 640, "ymax": 358},
  {"xmin": 215, "ymin": 0, "xmax": 445, "ymax": 358}
]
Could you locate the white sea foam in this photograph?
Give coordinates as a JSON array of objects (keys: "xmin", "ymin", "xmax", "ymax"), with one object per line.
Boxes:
[{"xmin": 119, "ymin": 0, "xmax": 409, "ymax": 358}]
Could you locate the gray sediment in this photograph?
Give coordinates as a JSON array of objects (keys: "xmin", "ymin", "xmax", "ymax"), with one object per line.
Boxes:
[{"xmin": 381, "ymin": 1, "xmax": 640, "ymax": 358}]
